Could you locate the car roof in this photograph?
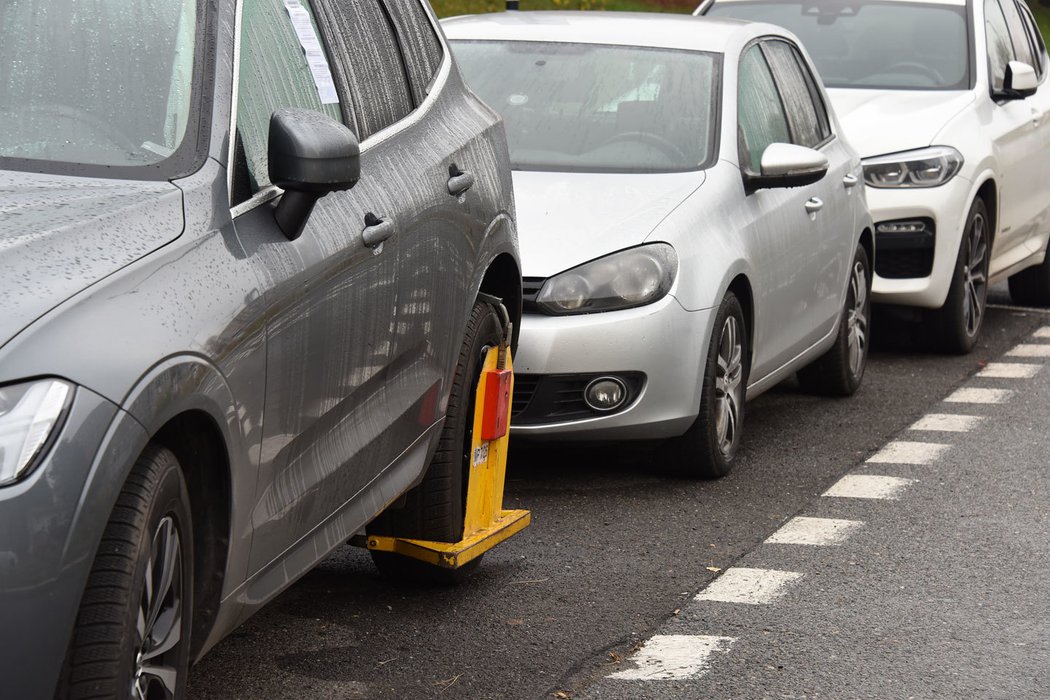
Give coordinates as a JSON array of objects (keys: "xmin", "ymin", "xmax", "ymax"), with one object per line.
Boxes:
[{"xmin": 442, "ymin": 11, "xmax": 765, "ymax": 54}]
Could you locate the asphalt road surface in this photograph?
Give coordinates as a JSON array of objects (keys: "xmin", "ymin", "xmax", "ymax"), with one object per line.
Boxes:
[{"xmin": 188, "ymin": 285, "xmax": 1050, "ymax": 699}]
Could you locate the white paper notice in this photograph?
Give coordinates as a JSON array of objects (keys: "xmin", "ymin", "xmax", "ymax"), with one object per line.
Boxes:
[{"xmin": 283, "ymin": 0, "xmax": 340, "ymax": 105}]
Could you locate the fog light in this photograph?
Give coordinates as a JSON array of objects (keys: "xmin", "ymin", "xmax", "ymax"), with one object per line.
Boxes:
[
  {"xmin": 877, "ymin": 221, "xmax": 926, "ymax": 234},
  {"xmin": 584, "ymin": 376, "xmax": 628, "ymax": 412}
]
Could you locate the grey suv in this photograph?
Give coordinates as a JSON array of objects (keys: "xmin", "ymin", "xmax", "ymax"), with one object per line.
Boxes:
[{"xmin": 0, "ymin": 1, "xmax": 521, "ymax": 697}]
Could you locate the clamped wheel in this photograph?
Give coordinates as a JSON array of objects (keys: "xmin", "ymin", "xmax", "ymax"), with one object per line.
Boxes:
[{"xmin": 362, "ymin": 300, "xmax": 530, "ymax": 570}]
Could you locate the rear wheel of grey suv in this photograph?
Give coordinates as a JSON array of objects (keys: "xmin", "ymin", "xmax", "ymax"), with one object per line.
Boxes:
[
  {"xmin": 661, "ymin": 292, "xmax": 749, "ymax": 479},
  {"xmin": 60, "ymin": 445, "xmax": 193, "ymax": 700},
  {"xmin": 368, "ymin": 299, "xmax": 504, "ymax": 584},
  {"xmin": 1007, "ymin": 251, "xmax": 1050, "ymax": 307},
  {"xmin": 798, "ymin": 244, "xmax": 871, "ymax": 397},
  {"xmin": 931, "ymin": 198, "xmax": 989, "ymax": 354}
]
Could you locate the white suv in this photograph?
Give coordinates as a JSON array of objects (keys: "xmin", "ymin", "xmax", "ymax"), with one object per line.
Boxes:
[{"xmin": 703, "ymin": 0, "xmax": 1050, "ymax": 352}]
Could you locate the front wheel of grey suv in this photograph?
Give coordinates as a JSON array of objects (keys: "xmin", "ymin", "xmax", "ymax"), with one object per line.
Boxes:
[{"xmin": 59, "ymin": 445, "xmax": 194, "ymax": 700}]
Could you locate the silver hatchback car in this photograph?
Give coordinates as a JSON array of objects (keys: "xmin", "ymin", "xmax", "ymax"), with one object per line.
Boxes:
[
  {"xmin": 0, "ymin": 1, "xmax": 520, "ymax": 697},
  {"xmin": 446, "ymin": 12, "xmax": 875, "ymax": 477}
]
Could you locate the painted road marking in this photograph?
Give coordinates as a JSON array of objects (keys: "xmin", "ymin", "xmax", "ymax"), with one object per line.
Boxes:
[
  {"xmin": 944, "ymin": 387, "xmax": 1014, "ymax": 404},
  {"xmin": 909, "ymin": 414, "xmax": 983, "ymax": 432},
  {"xmin": 866, "ymin": 440, "xmax": 950, "ymax": 465},
  {"xmin": 1006, "ymin": 343, "xmax": 1050, "ymax": 358},
  {"xmin": 694, "ymin": 567, "xmax": 803, "ymax": 605},
  {"xmin": 607, "ymin": 635, "xmax": 735, "ymax": 681},
  {"xmin": 1032, "ymin": 326, "xmax": 1050, "ymax": 339},
  {"xmin": 765, "ymin": 516, "xmax": 864, "ymax": 546},
  {"xmin": 823, "ymin": 474, "xmax": 917, "ymax": 500},
  {"xmin": 977, "ymin": 363, "xmax": 1041, "ymax": 379}
]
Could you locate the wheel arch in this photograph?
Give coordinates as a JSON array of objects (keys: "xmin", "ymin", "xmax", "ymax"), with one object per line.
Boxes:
[
  {"xmin": 974, "ymin": 177, "xmax": 998, "ymax": 249},
  {"xmin": 478, "ymin": 251, "xmax": 522, "ymax": 351},
  {"xmin": 726, "ymin": 273, "xmax": 755, "ymax": 373},
  {"xmin": 859, "ymin": 226, "xmax": 875, "ymax": 274}
]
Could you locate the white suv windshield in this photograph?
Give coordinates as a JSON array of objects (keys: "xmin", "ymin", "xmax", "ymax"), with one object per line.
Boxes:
[
  {"xmin": 0, "ymin": 0, "xmax": 198, "ymax": 168},
  {"xmin": 452, "ymin": 41, "xmax": 719, "ymax": 173},
  {"xmin": 708, "ymin": 1, "xmax": 971, "ymax": 90}
]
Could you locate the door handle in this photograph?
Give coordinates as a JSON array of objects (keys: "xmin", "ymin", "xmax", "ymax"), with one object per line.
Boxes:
[
  {"xmin": 842, "ymin": 173, "xmax": 859, "ymax": 189},
  {"xmin": 805, "ymin": 197, "xmax": 824, "ymax": 214},
  {"xmin": 362, "ymin": 213, "xmax": 395, "ymax": 249},
  {"xmin": 447, "ymin": 163, "xmax": 475, "ymax": 197}
]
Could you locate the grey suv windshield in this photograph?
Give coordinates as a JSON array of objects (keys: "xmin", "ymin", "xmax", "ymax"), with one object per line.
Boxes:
[
  {"xmin": 452, "ymin": 41, "xmax": 719, "ymax": 173},
  {"xmin": 0, "ymin": 0, "xmax": 198, "ymax": 168},
  {"xmin": 708, "ymin": 1, "xmax": 971, "ymax": 90}
]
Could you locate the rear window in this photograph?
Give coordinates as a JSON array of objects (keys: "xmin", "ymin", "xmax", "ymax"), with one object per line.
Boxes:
[{"xmin": 452, "ymin": 40, "xmax": 720, "ymax": 173}]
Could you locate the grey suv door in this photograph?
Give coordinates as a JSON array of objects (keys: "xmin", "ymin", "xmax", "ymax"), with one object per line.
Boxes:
[{"xmin": 230, "ymin": 0, "xmax": 402, "ymax": 575}]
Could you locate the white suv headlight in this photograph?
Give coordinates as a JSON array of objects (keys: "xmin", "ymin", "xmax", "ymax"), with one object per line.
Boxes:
[
  {"xmin": 536, "ymin": 243, "xmax": 678, "ymax": 315},
  {"xmin": 862, "ymin": 146, "xmax": 963, "ymax": 188},
  {"xmin": 0, "ymin": 379, "xmax": 73, "ymax": 486}
]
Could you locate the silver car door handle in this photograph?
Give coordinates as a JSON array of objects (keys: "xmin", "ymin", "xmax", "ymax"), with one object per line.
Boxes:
[
  {"xmin": 842, "ymin": 173, "xmax": 859, "ymax": 189},
  {"xmin": 805, "ymin": 197, "xmax": 824, "ymax": 214},
  {"xmin": 362, "ymin": 213, "xmax": 395, "ymax": 248}
]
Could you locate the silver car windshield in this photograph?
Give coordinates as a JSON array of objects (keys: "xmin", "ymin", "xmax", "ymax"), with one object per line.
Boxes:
[
  {"xmin": 707, "ymin": 1, "xmax": 970, "ymax": 90},
  {"xmin": 0, "ymin": 0, "xmax": 198, "ymax": 168},
  {"xmin": 452, "ymin": 41, "xmax": 719, "ymax": 173}
]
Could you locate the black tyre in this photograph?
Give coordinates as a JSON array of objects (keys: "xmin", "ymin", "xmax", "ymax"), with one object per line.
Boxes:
[
  {"xmin": 1007, "ymin": 250, "xmax": 1050, "ymax": 306},
  {"xmin": 60, "ymin": 445, "xmax": 194, "ymax": 700},
  {"xmin": 660, "ymin": 292, "xmax": 749, "ymax": 479},
  {"xmin": 798, "ymin": 244, "xmax": 871, "ymax": 397},
  {"xmin": 368, "ymin": 299, "xmax": 504, "ymax": 584},
  {"xmin": 930, "ymin": 198, "xmax": 990, "ymax": 354}
]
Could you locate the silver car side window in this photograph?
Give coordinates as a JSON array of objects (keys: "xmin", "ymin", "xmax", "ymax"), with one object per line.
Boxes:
[
  {"xmin": 737, "ymin": 44, "xmax": 791, "ymax": 172},
  {"xmin": 235, "ymin": 0, "xmax": 343, "ymax": 198},
  {"xmin": 761, "ymin": 40, "xmax": 825, "ymax": 149}
]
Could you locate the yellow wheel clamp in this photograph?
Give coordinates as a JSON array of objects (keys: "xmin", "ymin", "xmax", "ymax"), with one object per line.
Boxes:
[{"xmin": 363, "ymin": 306, "xmax": 530, "ymax": 569}]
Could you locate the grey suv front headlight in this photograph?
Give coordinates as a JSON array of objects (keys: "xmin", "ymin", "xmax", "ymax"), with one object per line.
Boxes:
[
  {"xmin": 862, "ymin": 146, "xmax": 963, "ymax": 188},
  {"xmin": 0, "ymin": 379, "xmax": 73, "ymax": 486},
  {"xmin": 536, "ymin": 243, "xmax": 678, "ymax": 315}
]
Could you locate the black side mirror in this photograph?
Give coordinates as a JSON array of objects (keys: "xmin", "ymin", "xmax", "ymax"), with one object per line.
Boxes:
[{"xmin": 268, "ymin": 108, "xmax": 360, "ymax": 241}]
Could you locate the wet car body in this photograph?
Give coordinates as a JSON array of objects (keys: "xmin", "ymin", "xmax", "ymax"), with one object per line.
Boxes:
[{"xmin": 0, "ymin": 1, "xmax": 520, "ymax": 697}]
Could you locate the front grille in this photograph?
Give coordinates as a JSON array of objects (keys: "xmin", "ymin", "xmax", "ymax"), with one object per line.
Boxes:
[
  {"xmin": 522, "ymin": 277, "xmax": 545, "ymax": 314},
  {"xmin": 511, "ymin": 374, "xmax": 540, "ymax": 417}
]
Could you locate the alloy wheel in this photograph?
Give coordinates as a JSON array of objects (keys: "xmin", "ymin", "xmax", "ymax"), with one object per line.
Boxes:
[
  {"xmin": 714, "ymin": 315, "xmax": 744, "ymax": 456},
  {"xmin": 133, "ymin": 515, "xmax": 183, "ymax": 700},
  {"xmin": 962, "ymin": 212, "xmax": 988, "ymax": 338},
  {"xmin": 847, "ymin": 259, "xmax": 869, "ymax": 378}
]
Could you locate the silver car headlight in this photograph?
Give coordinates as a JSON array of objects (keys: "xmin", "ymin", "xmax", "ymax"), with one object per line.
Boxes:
[
  {"xmin": 0, "ymin": 379, "xmax": 73, "ymax": 486},
  {"xmin": 536, "ymin": 243, "xmax": 678, "ymax": 315},
  {"xmin": 862, "ymin": 146, "xmax": 963, "ymax": 188}
]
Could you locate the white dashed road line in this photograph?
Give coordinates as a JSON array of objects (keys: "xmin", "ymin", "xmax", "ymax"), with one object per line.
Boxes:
[
  {"xmin": 694, "ymin": 567, "xmax": 803, "ymax": 605},
  {"xmin": 866, "ymin": 440, "xmax": 950, "ymax": 465},
  {"xmin": 1031, "ymin": 326, "xmax": 1050, "ymax": 338},
  {"xmin": 944, "ymin": 387, "xmax": 1014, "ymax": 404},
  {"xmin": 765, "ymin": 516, "xmax": 864, "ymax": 546},
  {"xmin": 1006, "ymin": 343, "xmax": 1050, "ymax": 358},
  {"xmin": 977, "ymin": 362, "xmax": 1041, "ymax": 379},
  {"xmin": 607, "ymin": 635, "xmax": 735, "ymax": 681},
  {"xmin": 823, "ymin": 474, "xmax": 917, "ymax": 500},
  {"xmin": 909, "ymin": 413, "xmax": 983, "ymax": 432}
]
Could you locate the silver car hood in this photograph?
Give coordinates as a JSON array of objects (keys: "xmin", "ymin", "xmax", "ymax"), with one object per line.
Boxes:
[
  {"xmin": 828, "ymin": 88, "xmax": 975, "ymax": 158},
  {"xmin": 512, "ymin": 169, "xmax": 705, "ymax": 278},
  {"xmin": 0, "ymin": 171, "xmax": 184, "ymax": 347}
]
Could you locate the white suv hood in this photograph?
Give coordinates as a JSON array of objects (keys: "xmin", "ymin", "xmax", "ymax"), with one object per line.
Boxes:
[
  {"xmin": 828, "ymin": 88, "xmax": 975, "ymax": 158},
  {"xmin": 512, "ymin": 170, "xmax": 705, "ymax": 278}
]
